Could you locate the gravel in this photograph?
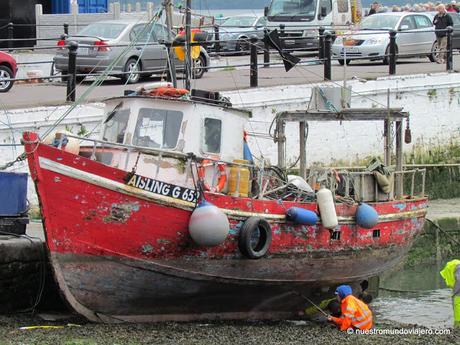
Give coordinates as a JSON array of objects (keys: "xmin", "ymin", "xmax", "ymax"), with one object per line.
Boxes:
[{"xmin": 0, "ymin": 314, "xmax": 458, "ymax": 345}]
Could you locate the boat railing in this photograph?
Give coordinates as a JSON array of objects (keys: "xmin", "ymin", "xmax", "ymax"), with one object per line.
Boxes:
[
  {"xmin": 323, "ymin": 168, "xmax": 426, "ymax": 203},
  {"xmin": 66, "ymin": 133, "xmax": 255, "ymax": 169}
]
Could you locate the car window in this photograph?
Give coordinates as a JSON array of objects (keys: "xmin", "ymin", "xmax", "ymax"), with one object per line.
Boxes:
[
  {"xmin": 414, "ymin": 15, "xmax": 432, "ymax": 29},
  {"xmin": 154, "ymin": 24, "xmax": 172, "ymax": 42},
  {"xmin": 449, "ymin": 14, "xmax": 460, "ymax": 26},
  {"xmin": 256, "ymin": 17, "xmax": 267, "ymax": 27},
  {"xmin": 360, "ymin": 15, "xmax": 400, "ymax": 30},
  {"xmin": 133, "ymin": 108, "xmax": 183, "ymax": 149},
  {"xmin": 319, "ymin": 0, "xmax": 332, "ymax": 15},
  {"xmin": 337, "ymin": 0, "xmax": 349, "ymax": 13},
  {"xmin": 78, "ymin": 23, "xmax": 127, "ymax": 39},
  {"xmin": 399, "ymin": 16, "xmax": 416, "ymax": 30},
  {"xmin": 221, "ymin": 16, "xmax": 257, "ymax": 27},
  {"xmin": 203, "ymin": 118, "xmax": 222, "ymax": 154},
  {"xmin": 130, "ymin": 24, "xmax": 157, "ymax": 43}
]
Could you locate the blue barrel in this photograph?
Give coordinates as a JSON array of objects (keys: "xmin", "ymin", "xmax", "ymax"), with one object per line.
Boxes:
[
  {"xmin": 286, "ymin": 207, "xmax": 318, "ymax": 225},
  {"xmin": 0, "ymin": 172, "xmax": 28, "ymax": 216}
]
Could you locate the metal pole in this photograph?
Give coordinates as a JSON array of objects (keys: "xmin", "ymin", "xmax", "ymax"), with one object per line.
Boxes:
[
  {"xmin": 389, "ymin": 30, "xmax": 397, "ymax": 75},
  {"xmin": 64, "ymin": 23, "xmax": 69, "ymax": 35},
  {"xmin": 214, "ymin": 25, "xmax": 220, "ymax": 55},
  {"xmin": 324, "ymin": 33, "xmax": 332, "ymax": 81},
  {"xmin": 250, "ymin": 37, "xmax": 258, "ymax": 87},
  {"xmin": 447, "ymin": 26, "xmax": 453, "ymax": 72},
  {"xmin": 185, "ymin": 0, "xmax": 192, "ymax": 90},
  {"xmin": 7, "ymin": 23, "xmax": 13, "ymax": 52},
  {"xmin": 395, "ymin": 120, "xmax": 403, "ymax": 198},
  {"xmin": 299, "ymin": 122, "xmax": 306, "ymax": 179},
  {"xmin": 66, "ymin": 41, "xmax": 78, "ymax": 102},
  {"xmin": 263, "ymin": 29, "xmax": 270, "ymax": 68},
  {"xmin": 280, "ymin": 24, "xmax": 285, "ymax": 38},
  {"xmin": 318, "ymin": 26, "xmax": 325, "ymax": 62},
  {"xmin": 164, "ymin": 0, "xmax": 177, "ymax": 87},
  {"xmin": 277, "ymin": 118, "xmax": 286, "ymax": 169}
]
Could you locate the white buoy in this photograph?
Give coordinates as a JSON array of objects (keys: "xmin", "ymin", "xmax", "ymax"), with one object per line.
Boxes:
[
  {"xmin": 316, "ymin": 187, "xmax": 338, "ymax": 229},
  {"xmin": 189, "ymin": 201, "xmax": 229, "ymax": 246}
]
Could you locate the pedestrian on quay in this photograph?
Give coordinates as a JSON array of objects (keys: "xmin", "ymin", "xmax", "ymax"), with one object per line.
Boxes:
[
  {"xmin": 328, "ymin": 285, "xmax": 373, "ymax": 331},
  {"xmin": 433, "ymin": 4, "xmax": 454, "ymax": 64},
  {"xmin": 440, "ymin": 259, "xmax": 460, "ymax": 328},
  {"xmin": 368, "ymin": 2, "xmax": 380, "ymax": 15}
]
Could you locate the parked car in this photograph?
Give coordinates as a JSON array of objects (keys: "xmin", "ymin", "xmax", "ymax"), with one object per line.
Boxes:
[
  {"xmin": 0, "ymin": 51, "xmax": 17, "ymax": 92},
  {"xmin": 216, "ymin": 15, "xmax": 267, "ymax": 53},
  {"xmin": 53, "ymin": 20, "xmax": 211, "ymax": 84},
  {"xmin": 332, "ymin": 12, "xmax": 437, "ymax": 65}
]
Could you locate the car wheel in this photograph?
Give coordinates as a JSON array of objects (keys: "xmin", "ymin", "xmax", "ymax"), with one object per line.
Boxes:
[
  {"xmin": 382, "ymin": 45, "xmax": 397, "ymax": 65},
  {"xmin": 235, "ymin": 38, "xmax": 250, "ymax": 54},
  {"xmin": 122, "ymin": 58, "xmax": 141, "ymax": 84},
  {"xmin": 338, "ymin": 59, "xmax": 351, "ymax": 66},
  {"xmin": 0, "ymin": 65, "xmax": 14, "ymax": 93},
  {"xmin": 192, "ymin": 54, "xmax": 206, "ymax": 79},
  {"xmin": 429, "ymin": 41, "xmax": 439, "ymax": 63},
  {"xmin": 76, "ymin": 75, "xmax": 85, "ymax": 83}
]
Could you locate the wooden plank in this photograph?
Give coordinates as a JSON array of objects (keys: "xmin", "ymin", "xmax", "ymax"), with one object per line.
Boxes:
[{"xmin": 279, "ymin": 108, "xmax": 408, "ymax": 122}]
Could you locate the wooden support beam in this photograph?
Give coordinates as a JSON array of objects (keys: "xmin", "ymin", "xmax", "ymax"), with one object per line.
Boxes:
[{"xmin": 277, "ymin": 119, "xmax": 285, "ymax": 169}]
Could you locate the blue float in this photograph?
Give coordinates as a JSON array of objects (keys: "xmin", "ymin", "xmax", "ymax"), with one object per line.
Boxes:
[
  {"xmin": 356, "ymin": 203, "xmax": 379, "ymax": 229},
  {"xmin": 286, "ymin": 207, "xmax": 318, "ymax": 225}
]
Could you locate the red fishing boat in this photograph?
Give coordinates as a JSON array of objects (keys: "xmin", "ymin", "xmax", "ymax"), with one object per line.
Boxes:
[{"xmin": 22, "ymin": 83, "xmax": 427, "ymax": 322}]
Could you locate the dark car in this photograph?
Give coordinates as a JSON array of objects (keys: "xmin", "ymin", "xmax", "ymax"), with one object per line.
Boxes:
[{"xmin": 0, "ymin": 51, "xmax": 17, "ymax": 92}]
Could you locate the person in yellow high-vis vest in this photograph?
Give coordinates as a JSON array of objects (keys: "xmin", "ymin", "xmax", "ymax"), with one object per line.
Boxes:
[{"xmin": 440, "ymin": 259, "xmax": 460, "ymax": 328}]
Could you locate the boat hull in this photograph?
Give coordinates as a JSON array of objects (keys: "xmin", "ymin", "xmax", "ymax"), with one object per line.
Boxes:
[{"xmin": 23, "ymin": 132, "xmax": 427, "ymax": 322}]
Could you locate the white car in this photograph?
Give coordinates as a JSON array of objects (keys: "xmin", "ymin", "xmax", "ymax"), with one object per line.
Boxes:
[{"xmin": 332, "ymin": 12, "xmax": 437, "ymax": 65}]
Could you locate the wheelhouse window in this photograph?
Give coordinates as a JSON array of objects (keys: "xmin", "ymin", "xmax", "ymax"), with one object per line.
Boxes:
[
  {"xmin": 102, "ymin": 108, "xmax": 130, "ymax": 144},
  {"xmin": 203, "ymin": 118, "xmax": 222, "ymax": 154},
  {"xmin": 133, "ymin": 108, "xmax": 183, "ymax": 149}
]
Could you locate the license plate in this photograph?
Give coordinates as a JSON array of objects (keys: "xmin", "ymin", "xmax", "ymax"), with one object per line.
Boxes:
[
  {"xmin": 342, "ymin": 47, "xmax": 359, "ymax": 53},
  {"xmin": 78, "ymin": 48, "xmax": 89, "ymax": 56}
]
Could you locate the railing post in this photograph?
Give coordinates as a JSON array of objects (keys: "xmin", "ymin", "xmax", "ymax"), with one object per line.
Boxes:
[
  {"xmin": 214, "ymin": 24, "xmax": 220, "ymax": 55},
  {"xmin": 324, "ymin": 33, "xmax": 332, "ymax": 81},
  {"xmin": 66, "ymin": 41, "xmax": 78, "ymax": 102},
  {"xmin": 389, "ymin": 29, "xmax": 397, "ymax": 75},
  {"xmin": 263, "ymin": 29, "xmax": 270, "ymax": 68},
  {"xmin": 250, "ymin": 37, "xmax": 258, "ymax": 87},
  {"xmin": 64, "ymin": 23, "xmax": 69, "ymax": 35},
  {"xmin": 318, "ymin": 26, "xmax": 325, "ymax": 63},
  {"xmin": 7, "ymin": 23, "xmax": 13, "ymax": 52},
  {"xmin": 447, "ymin": 26, "xmax": 454, "ymax": 72},
  {"xmin": 280, "ymin": 24, "xmax": 285, "ymax": 38}
]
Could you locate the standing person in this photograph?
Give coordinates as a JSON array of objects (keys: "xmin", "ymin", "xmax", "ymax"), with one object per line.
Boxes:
[
  {"xmin": 328, "ymin": 285, "xmax": 373, "ymax": 331},
  {"xmin": 440, "ymin": 259, "xmax": 460, "ymax": 328},
  {"xmin": 368, "ymin": 2, "xmax": 380, "ymax": 15},
  {"xmin": 433, "ymin": 4, "xmax": 454, "ymax": 64}
]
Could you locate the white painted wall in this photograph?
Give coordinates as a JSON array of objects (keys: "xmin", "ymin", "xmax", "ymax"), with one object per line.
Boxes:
[{"xmin": 1, "ymin": 72, "xmax": 459, "ymax": 204}]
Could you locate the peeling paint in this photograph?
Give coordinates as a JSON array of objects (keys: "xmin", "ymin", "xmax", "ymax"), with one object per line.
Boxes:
[
  {"xmin": 393, "ymin": 203, "xmax": 406, "ymax": 211},
  {"xmin": 102, "ymin": 202, "xmax": 140, "ymax": 223}
]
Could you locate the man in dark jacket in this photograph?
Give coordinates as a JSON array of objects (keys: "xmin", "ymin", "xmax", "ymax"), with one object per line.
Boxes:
[
  {"xmin": 433, "ymin": 4, "xmax": 454, "ymax": 63},
  {"xmin": 368, "ymin": 2, "xmax": 379, "ymax": 15}
]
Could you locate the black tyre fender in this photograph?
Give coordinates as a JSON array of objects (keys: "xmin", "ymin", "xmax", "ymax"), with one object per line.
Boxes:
[{"xmin": 238, "ymin": 217, "xmax": 272, "ymax": 259}]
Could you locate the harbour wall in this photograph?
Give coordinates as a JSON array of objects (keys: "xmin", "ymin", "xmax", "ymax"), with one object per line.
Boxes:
[{"xmin": 1, "ymin": 72, "xmax": 459, "ymax": 204}]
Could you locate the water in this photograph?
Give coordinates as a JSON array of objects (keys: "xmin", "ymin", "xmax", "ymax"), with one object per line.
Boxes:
[{"xmin": 374, "ymin": 263, "xmax": 454, "ymax": 329}]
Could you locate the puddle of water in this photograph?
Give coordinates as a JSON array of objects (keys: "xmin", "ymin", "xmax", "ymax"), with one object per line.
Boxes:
[{"xmin": 373, "ymin": 263, "xmax": 454, "ymax": 329}]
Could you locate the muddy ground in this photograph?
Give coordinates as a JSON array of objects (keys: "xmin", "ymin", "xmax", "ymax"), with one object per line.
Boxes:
[{"xmin": 0, "ymin": 314, "xmax": 458, "ymax": 345}]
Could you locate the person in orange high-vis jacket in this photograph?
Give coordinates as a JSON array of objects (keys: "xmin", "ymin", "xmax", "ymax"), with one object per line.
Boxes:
[{"xmin": 328, "ymin": 285, "xmax": 373, "ymax": 331}]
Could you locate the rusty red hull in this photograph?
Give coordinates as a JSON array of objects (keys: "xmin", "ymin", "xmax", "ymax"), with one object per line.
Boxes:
[{"xmin": 24, "ymin": 132, "xmax": 427, "ymax": 322}]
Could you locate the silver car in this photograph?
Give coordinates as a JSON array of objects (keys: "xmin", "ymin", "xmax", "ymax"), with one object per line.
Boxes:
[
  {"xmin": 54, "ymin": 19, "xmax": 210, "ymax": 83},
  {"xmin": 332, "ymin": 12, "xmax": 437, "ymax": 65},
  {"xmin": 217, "ymin": 15, "xmax": 267, "ymax": 52}
]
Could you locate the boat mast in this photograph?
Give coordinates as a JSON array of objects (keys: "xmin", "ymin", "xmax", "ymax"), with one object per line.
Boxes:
[
  {"xmin": 185, "ymin": 0, "xmax": 192, "ymax": 90},
  {"xmin": 163, "ymin": 0, "xmax": 177, "ymax": 87}
]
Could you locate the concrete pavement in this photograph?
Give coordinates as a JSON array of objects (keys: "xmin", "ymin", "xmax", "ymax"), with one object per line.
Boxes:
[{"xmin": 1, "ymin": 55, "xmax": 458, "ymax": 109}]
